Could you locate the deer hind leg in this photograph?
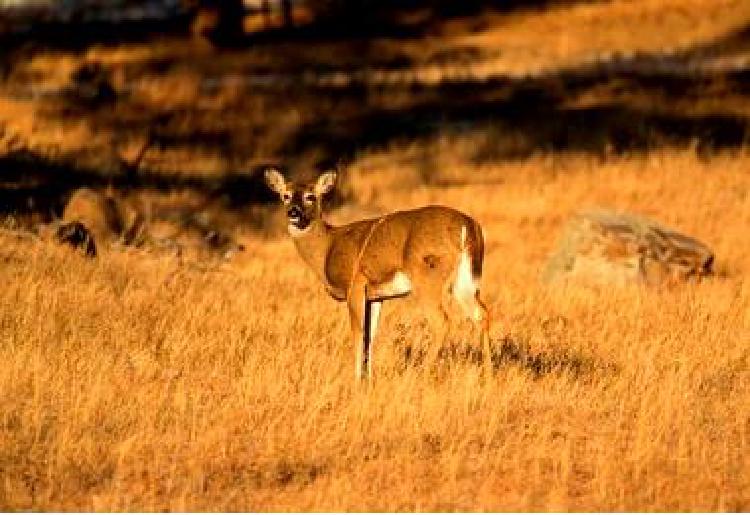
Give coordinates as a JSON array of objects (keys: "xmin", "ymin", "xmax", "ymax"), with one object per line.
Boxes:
[
  {"xmin": 456, "ymin": 289, "xmax": 492, "ymax": 367},
  {"xmin": 426, "ymin": 301, "xmax": 449, "ymax": 347},
  {"xmin": 474, "ymin": 291, "xmax": 491, "ymax": 355},
  {"xmin": 404, "ymin": 260, "xmax": 454, "ymax": 372},
  {"xmin": 453, "ymin": 247, "xmax": 491, "ymax": 357},
  {"xmin": 412, "ymin": 273, "xmax": 451, "ymax": 347}
]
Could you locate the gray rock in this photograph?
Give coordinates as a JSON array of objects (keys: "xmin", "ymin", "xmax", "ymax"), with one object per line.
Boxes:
[{"xmin": 543, "ymin": 210, "xmax": 714, "ymax": 286}]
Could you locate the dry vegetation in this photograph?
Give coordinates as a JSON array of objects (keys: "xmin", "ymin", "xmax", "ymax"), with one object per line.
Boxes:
[
  {"xmin": 2, "ymin": 150, "xmax": 749, "ymax": 511},
  {"xmin": 1, "ymin": 0, "xmax": 750, "ymax": 511}
]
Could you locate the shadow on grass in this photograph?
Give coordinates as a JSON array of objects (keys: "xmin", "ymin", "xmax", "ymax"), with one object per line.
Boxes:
[
  {"xmin": 2, "ymin": 15, "xmax": 749, "ymax": 226},
  {"xmin": 0, "ymin": 149, "xmax": 277, "ymax": 224},
  {"xmin": 402, "ymin": 335, "xmax": 619, "ymax": 380},
  {"xmin": 280, "ymin": 63, "xmax": 750, "ymax": 163}
]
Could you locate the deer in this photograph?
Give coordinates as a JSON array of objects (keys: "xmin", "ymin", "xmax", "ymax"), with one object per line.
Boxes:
[
  {"xmin": 53, "ymin": 187, "xmax": 244, "ymax": 261},
  {"xmin": 54, "ymin": 187, "xmax": 145, "ymax": 258},
  {"xmin": 264, "ymin": 167, "xmax": 491, "ymax": 380}
]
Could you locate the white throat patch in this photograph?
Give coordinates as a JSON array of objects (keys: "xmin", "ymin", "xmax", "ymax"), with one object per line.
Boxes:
[{"xmin": 288, "ymin": 224, "xmax": 311, "ymax": 237}]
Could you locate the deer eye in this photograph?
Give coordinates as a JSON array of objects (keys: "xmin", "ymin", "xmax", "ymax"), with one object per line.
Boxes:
[
  {"xmin": 281, "ymin": 193, "xmax": 292, "ymax": 203},
  {"xmin": 303, "ymin": 193, "xmax": 316, "ymax": 204}
]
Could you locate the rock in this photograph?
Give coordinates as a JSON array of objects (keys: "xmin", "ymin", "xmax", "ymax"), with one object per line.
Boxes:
[{"xmin": 543, "ymin": 210, "xmax": 714, "ymax": 286}]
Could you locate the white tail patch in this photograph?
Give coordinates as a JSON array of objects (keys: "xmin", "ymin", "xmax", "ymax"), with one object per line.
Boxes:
[{"xmin": 453, "ymin": 226, "xmax": 481, "ymax": 321}]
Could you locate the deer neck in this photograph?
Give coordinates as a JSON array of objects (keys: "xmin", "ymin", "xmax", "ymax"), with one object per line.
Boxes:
[{"xmin": 289, "ymin": 218, "xmax": 333, "ymax": 283}]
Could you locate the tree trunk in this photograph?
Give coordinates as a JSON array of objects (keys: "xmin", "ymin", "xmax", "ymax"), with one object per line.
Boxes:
[
  {"xmin": 281, "ymin": 0, "xmax": 294, "ymax": 27},
  {"xmin": 191, "ymin": 0, "xmax": 245, "ymax": 42},
  {"xmin": 261, "ymin": 0, "xmax": 272, "ymax": 27}
]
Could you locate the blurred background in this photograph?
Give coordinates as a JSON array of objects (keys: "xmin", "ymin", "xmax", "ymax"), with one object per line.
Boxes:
[{"xmin": 1, "ymin": 0, "xmax": 749, "ymax": 244}]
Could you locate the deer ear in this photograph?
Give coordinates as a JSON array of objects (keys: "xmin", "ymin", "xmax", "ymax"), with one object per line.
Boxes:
[
  {"xmin": 315, "ymin": 171, "xmax": 337, "ymax": 196},
  {"xmin": 264, "ymin": 167, "xmax": 288, "ymax": 197}
]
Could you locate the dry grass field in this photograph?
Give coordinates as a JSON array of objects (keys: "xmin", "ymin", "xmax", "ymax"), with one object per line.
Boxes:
[
  {"xmin": 1, "ymin": 0, "xmax": 750, "ymax": 511},
  {"xmin": 1, "ymin": 149, "xmax": 749, "ymax": 511}
]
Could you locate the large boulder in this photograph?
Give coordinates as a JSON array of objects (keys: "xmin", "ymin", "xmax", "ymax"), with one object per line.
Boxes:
[{"xmin": 543, "ymin": 210, "xmax": 714, "ymax": 286}]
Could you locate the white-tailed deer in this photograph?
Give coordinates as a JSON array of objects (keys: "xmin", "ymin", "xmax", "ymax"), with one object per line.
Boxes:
[
  {"xmin": 54, "ymin": 187, "xmax": 144, "ymax": 258},
  {"xmin": 265, "ymin": 167, "xmax": 491, "ymax": 379},
  {"xmin": 54, "ymin": 187, "xmax": 243, "ymax": 260}
]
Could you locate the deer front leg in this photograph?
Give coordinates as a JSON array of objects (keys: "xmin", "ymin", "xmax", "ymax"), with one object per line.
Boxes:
[
  {"xmin": 348, "ymin": 275, "xmax": 370, "ymax": 380},
  {"xmin": 365, "ymin": 299, "xmax": 382, "ymax": 377}
]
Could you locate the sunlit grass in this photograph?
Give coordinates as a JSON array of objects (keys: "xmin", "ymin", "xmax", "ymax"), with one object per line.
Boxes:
[{"xmin": 1, "ymin": 148, "xmax": 748, "ymax": 510}]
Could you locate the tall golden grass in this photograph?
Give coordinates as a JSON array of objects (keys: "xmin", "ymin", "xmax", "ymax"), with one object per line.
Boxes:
[{"xmin": 1, "ymin": 149, "xmax": 748, "ymax": 511}]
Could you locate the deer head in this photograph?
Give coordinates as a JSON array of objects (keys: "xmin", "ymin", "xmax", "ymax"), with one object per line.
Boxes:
[{"xmin": 264, "ymin": 167, "xmax": 337, "ymax": 232}]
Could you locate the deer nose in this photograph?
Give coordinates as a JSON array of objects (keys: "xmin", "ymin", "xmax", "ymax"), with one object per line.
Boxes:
[{"xmin": 287, "ymin": 205, "xmax": 302, "ymax": 218}]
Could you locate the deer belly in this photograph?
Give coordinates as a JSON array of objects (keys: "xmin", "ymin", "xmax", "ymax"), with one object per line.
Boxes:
[{"xmin": 369, "ymin": 271, "xmax": 412, "ymax": 300}]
